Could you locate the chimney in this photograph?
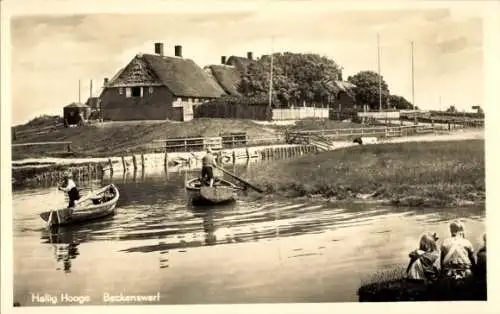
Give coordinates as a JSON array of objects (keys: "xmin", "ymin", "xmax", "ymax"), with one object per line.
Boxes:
[
  {"xmin": 174, "ymin": 45, "xmax": 182, "ymax": 58},
  {"xmin": 103, "ymin": 78, "xmax": 109, "ymax": 86},
  {"xmin": 221, "ymin": 56, "xmax": 227, "ymax": 64},
  {"xmin": 154, "ymin": 42, "xmax": 164, "ymax": 56},
  {"xmin": 247, "ymin": 52, "xmax": 253, "ymax": 60}
]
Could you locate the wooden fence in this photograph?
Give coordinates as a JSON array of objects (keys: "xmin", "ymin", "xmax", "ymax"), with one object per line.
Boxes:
[
  {"xmin": 154, "ymin": 133, "xmax": 282, "ymax": 153},
  {"xmin": 193, "ymin": 101, "xmax": 272, "ymax": 120},
  {"xmin": 357, "ymin": 111, "xmax": 401, "ymax": 120},
  {"xmin": 272, "ymin": 107, "xmax": 329, "ymax": 120},
  {"xmin": 286, "ymin": 125, "xmax": 437, "ymax": 144}
]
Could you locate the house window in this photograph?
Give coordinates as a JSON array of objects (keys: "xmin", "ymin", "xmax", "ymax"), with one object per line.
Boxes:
[
  {"xmin": 125, "ymin": 87, "xmax": 131, "ymax": 98},
  {"xmin": 132, "ymin": 87, "xmax": 142, "ymax": 97},
  {"xmin": 149, "ymin": 87, "xmax": 154, "ymax": 94},
  {"xmin": 119, "ymin": 87, "xmax": 124, "ymax": 95}
]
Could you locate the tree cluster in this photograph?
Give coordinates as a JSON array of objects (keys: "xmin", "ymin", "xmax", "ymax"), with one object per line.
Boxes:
[
  {"xmin": 238, "ymin": 52, "xmax": 342, "ymax": 107},
  {"xmin": 237, "ymin": 52, "xmax": 416, "ymax": 111}
]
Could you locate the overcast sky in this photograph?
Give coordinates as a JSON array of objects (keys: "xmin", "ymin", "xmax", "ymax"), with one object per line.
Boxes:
[{"xmin": 9, "ymin": 4, "xmax": 484, "ymax": 125}]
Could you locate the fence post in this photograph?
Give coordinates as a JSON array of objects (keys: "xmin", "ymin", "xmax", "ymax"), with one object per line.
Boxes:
[
  {"xmin": 108, "ymin": 158, "xmax": 113, "ymax": 175},
  {"xmin": 164, "ymin": 152, "xmax": 169, "ymax": 171},
  {"xmin": 132, "ymin": 155, "xmax": 137, "ymax": 171},
  {"xmin": 141, "ymin": 154, "xmax": 145, "ymax": 171},
  {"xmin": 122, "ymin": 156, "xmax": 127, "ymax": 172},
  {"xmin": 67, "ymin": 143, "xmax": 72, "ymax": 152}
]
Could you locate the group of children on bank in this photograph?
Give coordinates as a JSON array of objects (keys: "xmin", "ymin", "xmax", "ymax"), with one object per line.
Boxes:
[{"xmin": 406, "ymin": 220, "xmax": 486, "ymax": 282}]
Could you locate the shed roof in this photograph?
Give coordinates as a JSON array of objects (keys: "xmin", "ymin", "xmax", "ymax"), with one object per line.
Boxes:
[{"xmin": 64, "ymin": 102, "xmax": 90, "ymax": 108}]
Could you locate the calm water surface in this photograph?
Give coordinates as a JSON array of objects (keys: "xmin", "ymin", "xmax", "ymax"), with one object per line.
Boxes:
[{"xmin": 13, "ymin": 166, "xmax": 485, "ymax": 305}]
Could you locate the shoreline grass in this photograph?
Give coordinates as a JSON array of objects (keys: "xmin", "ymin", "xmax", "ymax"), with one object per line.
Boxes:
[
  {"xmin": 358, "ymin": 266, "xmax": 486, "ymax": 301},
  {"xmin": 245, "ymin": 139, "xmax": 485, "ymax": 207}
]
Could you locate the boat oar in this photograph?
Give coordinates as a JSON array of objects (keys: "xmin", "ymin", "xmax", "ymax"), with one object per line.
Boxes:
[{"xmin": 214, "ymin": 164, "xmax": 264, "ymax": 193}]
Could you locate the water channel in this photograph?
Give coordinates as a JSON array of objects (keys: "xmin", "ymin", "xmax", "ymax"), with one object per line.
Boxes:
[{"xmin": 12, "ymin": 164, "xmax": 485, "ymax": 305}]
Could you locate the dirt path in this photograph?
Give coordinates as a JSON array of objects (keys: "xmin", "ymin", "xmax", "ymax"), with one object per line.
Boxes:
[{"xmin": 382, "ymin": 129, "xmax": 484, "ymax": 143}]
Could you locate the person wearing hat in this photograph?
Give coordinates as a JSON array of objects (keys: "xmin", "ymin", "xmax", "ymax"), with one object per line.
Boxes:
[
  {"xmin": 58, "ymin": 172, "xmax": 81, "ymax": 208},
  {"xmin": 440, "ymin": 220, "xmax": 475, "ymax": 279},
  {"xmin": 201, "ymin": 147, "xmax": 217, "ymax": 187}
]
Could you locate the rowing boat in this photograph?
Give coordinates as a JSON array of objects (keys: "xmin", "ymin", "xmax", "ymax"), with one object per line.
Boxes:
[
  {"xmin": 40, "ymin": 184, "xmax": 120, "ymax": 226},
  {"xmin": 185, "ymin": 178, "xmax": 238, "ymax": 205}
]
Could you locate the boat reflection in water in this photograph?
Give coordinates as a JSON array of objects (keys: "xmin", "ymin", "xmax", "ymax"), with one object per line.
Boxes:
[
  {"xmin": 40, "ymin": 227, "xmax": 81, "ymax": 273},
  {"xmin": 39, "ymin": 216, "xmax": 116, "ymax": 273}
]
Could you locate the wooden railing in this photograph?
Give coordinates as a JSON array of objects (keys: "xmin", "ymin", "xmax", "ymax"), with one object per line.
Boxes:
[
  {"xmin": 154, "ymin": 133, "xmax": 282, "ymax": 152},
  {"xmin": 286, "ymin": 125, "xmax": 437, "ymax": 143}
]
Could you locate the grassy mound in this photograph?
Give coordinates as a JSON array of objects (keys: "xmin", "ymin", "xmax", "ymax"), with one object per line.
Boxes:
[
  {"xmin": 247, "ymin": 139, "xmax": 485, "ymax": 207},
  {"xmin": 12, "ymin": 118, "xmax": 280, "ymax": 159}
]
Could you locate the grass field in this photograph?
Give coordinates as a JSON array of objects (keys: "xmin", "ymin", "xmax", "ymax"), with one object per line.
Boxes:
[
  {"xmin": 11, "ymin": 116, "xmax": 372, "ymax": 160},
  {"xmin": 246, "ymin": 139, "xmax": 485, "ymax": 207},
  {"xmin": 12, "ymin": 118, "xmax": 281, "ymax": 159}
]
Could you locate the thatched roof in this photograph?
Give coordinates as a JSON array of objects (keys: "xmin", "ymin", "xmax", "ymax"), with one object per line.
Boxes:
[
  {"xmin": 108, "ymin": 54, "xmax": 226, "ymax": 98},
  {"xmin": 335, "ymin": 80, "xmax": 356, "ymax": 98},
  {"xmin": 226, "ymin": 56, "xmax": 256, "ymax": 73},
  {"xmin": 205, "ymin": 65, "xmax": 242, "ymax": 96}
]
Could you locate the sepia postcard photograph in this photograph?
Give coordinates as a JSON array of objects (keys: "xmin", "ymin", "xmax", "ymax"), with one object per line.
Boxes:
[{"xmin": 1, "ymin": 0, "xmax": 499, "ymax": 313}]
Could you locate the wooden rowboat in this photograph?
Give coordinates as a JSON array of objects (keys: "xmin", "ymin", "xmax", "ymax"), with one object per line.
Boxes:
[
  {"xmin": 185, "ymin": 178, "xmax": 239, "ymax": 205},
  {"xmin": 40, "ymin": 184, "xmax": 120, "ymax": 226}
]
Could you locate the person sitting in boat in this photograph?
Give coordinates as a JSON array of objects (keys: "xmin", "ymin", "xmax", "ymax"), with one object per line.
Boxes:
[
  {"xmin": 475, "ymin": 233, "xmax": 486, "ymax": 279},
  {"xmin": 201, "ymin": 147, "xmax": 217, "ymax": 187},
  {"xmin": 58, "ymin": 172, "xmax": 81, "ymax": 208},
  {"xmin": 406, "ymin": 232, "xmax": 440, "ymax": 282},
  {"xmin": 440, "ymin": 220, "xmax": 475, "ymax": 279}
]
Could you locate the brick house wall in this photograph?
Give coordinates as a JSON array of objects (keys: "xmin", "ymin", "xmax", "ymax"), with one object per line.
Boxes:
[{"xmin": 100, "ymin": 86, "xmax": 183, "ymax": 121}]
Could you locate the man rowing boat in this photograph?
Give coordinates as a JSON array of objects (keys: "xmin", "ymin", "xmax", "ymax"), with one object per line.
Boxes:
[
  {"xmin": 58, "ymin": 172, "xmax": 81, "ymax": 208},
  {"xmin": 201, "ymin": 147, "xmax": 217, "ymax": 187}
]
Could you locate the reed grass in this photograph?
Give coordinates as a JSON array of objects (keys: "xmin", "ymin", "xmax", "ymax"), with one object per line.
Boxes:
[{"xmin": 247, "ymin": 140, "xmax": 485, "ymax": 207}]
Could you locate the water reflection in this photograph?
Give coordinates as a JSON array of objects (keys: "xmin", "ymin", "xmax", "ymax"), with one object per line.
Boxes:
[
  {"xmin": 13, "ymin": 163, "xmax": 486, "ymax": 304},
  {"xmin": 42, "ymin": 227, "xmax": 80, "ymax": 273}
]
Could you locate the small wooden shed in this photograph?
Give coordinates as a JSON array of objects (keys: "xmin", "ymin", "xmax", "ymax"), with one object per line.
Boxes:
[{"xmin": 63, "ymin": 102, "xmax": 91, "ymax": 126}]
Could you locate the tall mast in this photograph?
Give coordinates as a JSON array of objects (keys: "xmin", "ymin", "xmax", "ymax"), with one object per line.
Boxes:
[
  {"xmin": 268, "ymin": 36, "xmax": 274, "ymax": 108},
  {"xmin": 90, "ymin": 79, "xmax": 93, "ymax": 98},
  {"xmin": 411, "ymin": 41, "xmax": 415, "ymax": 110},
  {"xmin": 78, "ymin": 79, "xmax": 81, "ymax": 103},
  {"xmin": 377, "ymin": 33, "xmax": 382, "ymax": 112}
]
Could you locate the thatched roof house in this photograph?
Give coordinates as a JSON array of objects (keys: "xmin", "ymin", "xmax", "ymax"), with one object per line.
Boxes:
[
  {"xmin": 99, "ymin": 43, "xmax": 226, "ymax": 121},
  {"xmin": 335, "ymin": 80, "xmax": 356, "ymax": 98},
  {"xmin": 203, "ymin": 53, "xmax": 257, "ymax": 97},
  {"xmin": 106, "ymin": 53, "xmax": 225, "ymax": 98},
  {"xmin": 226, "ymin": 52, "xmax": 256, "ymax": 73},
  {"xmin": 204, "ymin": 64, "xmax": 242, "ymax": 96}
]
